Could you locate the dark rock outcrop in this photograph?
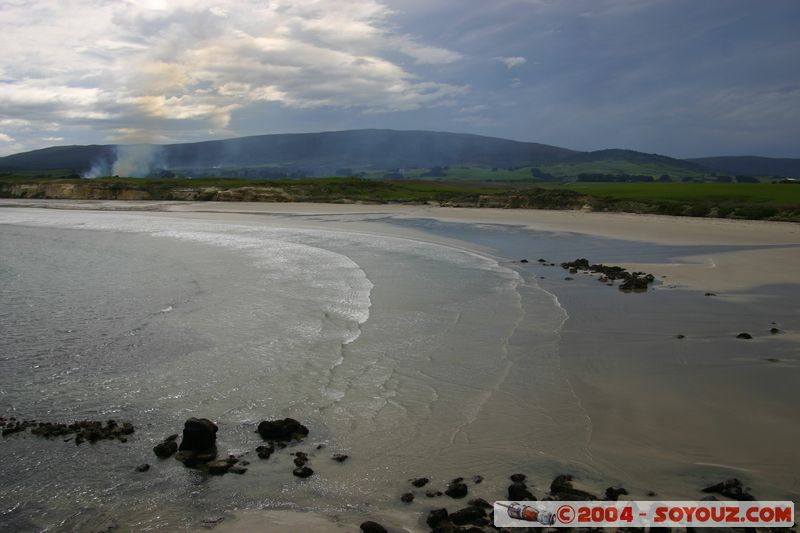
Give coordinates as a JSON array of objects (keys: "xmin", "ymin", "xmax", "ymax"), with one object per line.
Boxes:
[
  {"xmin": 1, "ymin": 417, "xmax": 134, "ymax": 444},
  {"xmin": 508, "ymin": 482, "xmax": 534, "ymax": 501},
  {"xmin": 292, "ymin": 466, "xmax": 314, "ymax": 478},
  {"xmin": 256, "ymin": 418, "xmax": 309, "ymax": 441},
  {"xmin": 701, "ymin": 478, "xmax": 755, "ymax": 501},
  {"xmin": 450, "ymin": 506, "xmax": 487, "ymax": 526},
  {"xmin": 605, "ymin": 486, "xmax": 629, "ymax": 501},
  {"xmin": 445, "ymin": 480, "xmax": 468, "ymax": 499},
  {"xmin": 400, "ymin": 492, "xmax": 414, "ymax": 503},
  {"xmin": 468, "ymin": 498, "xmax": 492, "ymax": 509},
  {"xmin": 178, "ymin": 418, "xmax": 217, "ymax": 451},
  {"xmin": 175, "ymin": 418, "xmax": 218, "ymax": 464},
  {"xmin": 736, "ymin": 332, "xmax": 753, "ymax": 339},
  {"xmin": 411, "ymin": 477, "xmax": 430, "ymax": 487},
  {"xmin": 426, "ymin": 509, "xmax": 449, "ymax": 529},
  {"xmin": 550, "ymin": 474, "xmax": 598, "ymax": 500},
  {"xmin": 560, "ymin": 258, "xmax": 656, "ymax": 293},
  {"xmin": 331, "ymin": 453, "xmax": 349, "ymax": 463},
  {"xmin": 360, "ymin": 521, "xmax": 388, "ymax": 533},
  {"xmin": 153, "ymin": 434, "xmax": 179, "ymax": 458},
  {"xmin": 256, "ymin": 444, "xmax": 274, "ymax": 460}
]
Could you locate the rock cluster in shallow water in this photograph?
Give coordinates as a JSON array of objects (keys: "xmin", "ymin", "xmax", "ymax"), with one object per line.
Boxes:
[
  {"xmin": 0, "ymin": 416, "xmax": 134, "ymax": 444},
  {"xmin": 560, "ymin": 258, "xmax": 656, "ymax": 292}
]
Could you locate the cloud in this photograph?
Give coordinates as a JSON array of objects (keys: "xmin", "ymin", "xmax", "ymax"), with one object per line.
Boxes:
[
  {"xmin": 0, "ymin": 132, "xmax": 15, "ymax": 143},
  {"xmin": 0, "ymin": 0, "xmax": 465, "ymax": 147},
  {"xmin": 494, "ymin": 56, "xmax": 527, "ymax": 69}
]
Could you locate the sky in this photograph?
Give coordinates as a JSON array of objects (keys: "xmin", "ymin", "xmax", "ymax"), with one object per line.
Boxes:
[{"xmin": 0, "ymin": 0, "xmax": 798, "ymax": 158}]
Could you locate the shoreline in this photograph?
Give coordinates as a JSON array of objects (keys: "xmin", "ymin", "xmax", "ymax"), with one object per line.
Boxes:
[{"xmin": 4, "ymin": 199, "xmax": 799, "ymax": 293}]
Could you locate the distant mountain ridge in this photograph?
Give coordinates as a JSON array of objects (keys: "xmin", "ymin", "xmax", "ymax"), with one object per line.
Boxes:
[{"xmin": 0, "ymin": 129, "xmax": 797, "ymax": 178}]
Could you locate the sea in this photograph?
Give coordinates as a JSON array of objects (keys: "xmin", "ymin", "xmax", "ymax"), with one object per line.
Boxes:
[{"xmin": 1, "ymin": 207, "xmax": 798, "ymax": 532}]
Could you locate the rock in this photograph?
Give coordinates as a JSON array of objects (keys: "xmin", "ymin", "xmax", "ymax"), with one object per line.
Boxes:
[
  {"xmin": 550, "ymin": 474, "xmax": 597, "ymax": 500},
  {"xmin": 701, "ymin": 478, "xmax": 755, "ymax": 501},
  {"xmin": 537, "ymin": 259, "xmax": 547, "ymax": 263},
  {"xmin": 331, "ymin": 453, "xmax": 349, "ymax": 463},
  {"xmin": 676, "ymin": 334, "xmax": 685, "ymax": 339},
  {"xmin": 411, "ymin": 477, "xmax": 429, "ymax": 487},
  {"xmin": 705, "ymin": 292, "xmax": 716, "ymax": 296},
  {"xmin": 445, "ymin": 480, "xmax": 468, "ymax": 499},
  {"xmin": 508, "ymin": 482, "xmax": 534, "ymax": 500},
  {"xmin": 450, "ymin": 506, "xmax": 487, "ymax": 526},
  {"xmin": 178, "ymin": 418, "xmax": 218, "ymax": 452},
  {"xmin": 256, "ymin": 444, "xmax": 274, "ymax": 460},
  {"xmin": 605, "ymin": 486, "xmax": 628, "ymax": 501},
  {"xmin": 770, "ymin": 327, "xmax": 781, "ymax": 334},
  {"xmin": 256, "ymin": 418, "xmax": 309, "ymax": 441},
  {"xmin": 520, "ymin": 259, "xmax": 529, "ymax": 263},
  {"xmin": 400, "ymin": 492, "xmax": 414, "ymax": 503},
  {"xmin": 647, "ymin": 491, "xmax": 656, "ymax": 497},
  {"xmin": 228, "ymin": 466, "xmax": 247, "ymax": 475},
  {"xmin": 472, "ymin": 475, "xmax": 483, "ymax": 484},
  {"xmin": 207, "ymin": 459, "xmax": 233, "ymax": 475},
  {"xmin": 153, "ymin": 439, "xmax": 178, "ymax": 459},
  {"xmin": 468, "ymin": 498, "xmax": 492, "ymax": 509},
  {"xmin": 736, "ymin": 332, "xmax": 753, "ymax": 339},
  {"xmin": 426, "ymin": 490, "xmax": 443, "ymax": 497},
  {"xmin": 5, "ymin": 418, "xmax": 134, "ymax": 444},
  {"xmin": 360, "ymin": 521, "xmax": 388, "ymax": 533},
  {"xmin": 292, "ymin": 466, "xmax": 314, "ymax": 478},
  {"xmin": 293, "ymin": 452, "xmax": 309, "ymax": 467},
  {"xmin": 135, "ymin": 463, "xmax": 150, "ymax": 473},
  {"xmin": 426, "ymin": 509, "xmax": 449, "ymax": 529},
  {"xmin": 564, "ymin": 277, "xmax": 574, "ymax": 281},
  {"xmin": 510, "ymin": 473, "xmax": 526, "ymax": 482}
]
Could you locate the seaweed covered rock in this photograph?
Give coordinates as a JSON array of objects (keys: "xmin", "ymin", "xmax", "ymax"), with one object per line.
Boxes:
[
  {"xmin": 560, "ymin": 258, "xmax": 656, "ymax": 293},
  {"xmin": 1, "ymin": 417, "xmax": 134, "ymax": 444}
]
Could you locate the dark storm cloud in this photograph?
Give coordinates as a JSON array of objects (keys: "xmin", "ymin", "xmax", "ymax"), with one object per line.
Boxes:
[{"xmin": 0, "ymin": 0, "xmax": 798, "ymax": 157}]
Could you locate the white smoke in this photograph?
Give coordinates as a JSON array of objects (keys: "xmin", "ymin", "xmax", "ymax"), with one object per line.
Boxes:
[
  {"xmin": 112, "ymin": 145, "xmax": 165, "ymax": 177},
  {"xmin": 81, "ymin": 159, "xmax": 111, "ymax": 179},
  {"xmin": 81, "ymin": 144, "xmax": 166, "ymax": 178}
]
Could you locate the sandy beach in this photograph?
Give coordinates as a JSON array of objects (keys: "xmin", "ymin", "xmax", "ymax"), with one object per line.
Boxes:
[{"xmin": 1, "ymin": 200, "xmax": 798, "ymax": 533}]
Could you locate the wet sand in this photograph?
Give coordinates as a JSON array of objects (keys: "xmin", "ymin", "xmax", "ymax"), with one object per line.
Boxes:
[{"xmin": 2, "ymin": 200, "xmax": 799, "ymax": 532}]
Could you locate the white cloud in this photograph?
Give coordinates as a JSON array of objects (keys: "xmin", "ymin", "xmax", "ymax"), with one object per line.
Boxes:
[
  {"xmin": 495, "ymin": 56, "xmax": 527, "ymax": 69},
  {"xmin": 0, "ymin": 0, "xmax": 465, "ymax": 145},
  {"xmin": 0, "ymin": 132, "xmax": 15, "ymax": 143}
]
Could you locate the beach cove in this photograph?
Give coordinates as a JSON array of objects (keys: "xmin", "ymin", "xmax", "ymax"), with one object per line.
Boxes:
[{"xmin": 1, "ymin": 200, "xmax": 798, "ymax": 532}]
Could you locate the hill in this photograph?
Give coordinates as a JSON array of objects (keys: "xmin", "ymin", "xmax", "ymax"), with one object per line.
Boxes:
[
  {"xmin": 1, "ymin": 129, "xmax": 797, "ymax": 180},
  {"xmin": 0, "ymin": 130, "xmax": 577, "ymax": 177}
]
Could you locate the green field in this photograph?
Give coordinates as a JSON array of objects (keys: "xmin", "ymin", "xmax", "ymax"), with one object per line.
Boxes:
[
  {"xmin": 539, "ymin": 159, "xmax": 701, "ymax": 179},
  {"xmin": 563, "ymin": 182, "xmax": 800, "ymax": 203},
  {"xmin": 1, "ymin": 175, "xmax": 798, "ymax": 221}
]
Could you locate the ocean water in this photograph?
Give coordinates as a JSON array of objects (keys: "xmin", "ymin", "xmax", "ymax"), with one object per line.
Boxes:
[{"xmin": 0, "ymin": 209, "xmax": 589, "ymax": 532}]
